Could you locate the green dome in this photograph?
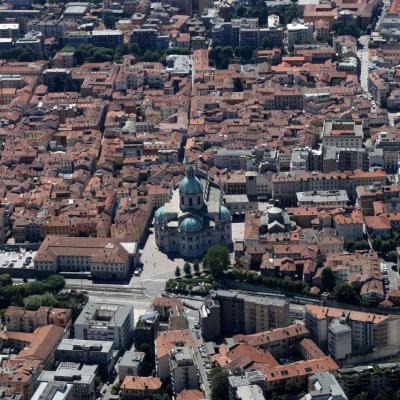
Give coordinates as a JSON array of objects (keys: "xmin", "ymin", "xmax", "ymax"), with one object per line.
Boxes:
[
  {"xmin": 219, "ymin": 205, "xmax": 231, "ymax": 222},
  {"xmin": 179, "ymin": 164, "xmax": 203, "ymax": 195},
  {"xmin": 154, "ymin": 206, "xmax": 166, "ymax": 223},
  {"xmin": 179, "ymin": 216, "xmax": 202, "ymax": 232}
]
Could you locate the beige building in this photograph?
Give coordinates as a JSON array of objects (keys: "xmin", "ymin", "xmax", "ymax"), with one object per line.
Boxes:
[
  {"xmin": 321, "ymin": 120, "xmax": 363, "ymax": 149},
  {"xmin": 305, "ymin": 305, "xmax": 400, "ymax": 357},
  {"xmin": 5, "ymin": 306, "xmax": 71, "ymax": 333},
  {"xmin": 34, "ymin": 236, "xmax": 139, "ymax": 280},
  {"xmin": 272, "ymin": 170, "xmax": 387, "ymax": 207},
  {"xmin": 215, "ymin": 290, "xmax": 289, "ymax": 336}
]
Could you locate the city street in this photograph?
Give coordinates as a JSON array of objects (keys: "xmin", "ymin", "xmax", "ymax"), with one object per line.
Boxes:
[{"xmin": 357, "ymin": 35, "xmax": 370, "ymax": 93}]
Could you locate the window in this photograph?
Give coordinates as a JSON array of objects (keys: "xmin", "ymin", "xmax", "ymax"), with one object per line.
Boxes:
[{"xmin": 189, "ymin": 198, "xmax": 193, "ymax": 206}]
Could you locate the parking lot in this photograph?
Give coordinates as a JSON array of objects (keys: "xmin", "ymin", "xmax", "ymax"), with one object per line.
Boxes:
[{"xmin": 0, "ymin": 248, "xmax": 36, "ymax": 270}]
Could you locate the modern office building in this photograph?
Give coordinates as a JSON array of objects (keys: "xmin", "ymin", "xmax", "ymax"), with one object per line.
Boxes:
[
  {"xmin": 38, "ymin": 363, "xmax": 97, "ymax": 400},
  {"xmin": 74, "ymin": 302, "xmax": 134, "ymax": 350},
  {"xmin": 56, "ymin": 339, "xmax": 114, "ymax": 375},
  {"xmin": 31, "ymin": 382, "xmax": 73, "ymax": 400},
  {"xmin": 91, "ymin": 29, "xmax": 123, "ymax": 50},
  {"xmin": 134, "ymin": 311, "xmax": 160, "ymax": 350}
]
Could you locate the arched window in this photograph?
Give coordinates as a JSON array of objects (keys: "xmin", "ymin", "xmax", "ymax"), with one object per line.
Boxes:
[{"xmin": 189, "ymin": 198, "xmax": 193, "ymax": 206}]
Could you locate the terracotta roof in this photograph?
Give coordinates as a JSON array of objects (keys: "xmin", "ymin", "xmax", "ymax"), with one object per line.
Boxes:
[{"xmin": 121, "ymin": 376, "xmax": 162, "ymax": 391}]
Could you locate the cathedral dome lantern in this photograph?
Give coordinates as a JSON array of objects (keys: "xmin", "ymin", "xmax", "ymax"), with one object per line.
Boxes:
[{"xmin": 179, "ymin": 164, "xmax": 204, "ymax": 211}]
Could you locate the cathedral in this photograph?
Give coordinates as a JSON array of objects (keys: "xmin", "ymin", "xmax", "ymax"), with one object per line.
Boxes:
[{"xmin": 154, "ymin": 165, "xmax": 232, "ymax": 258}]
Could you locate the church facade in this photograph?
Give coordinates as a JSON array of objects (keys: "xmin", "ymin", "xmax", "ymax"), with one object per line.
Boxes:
[{"xmin": 154, "ymin": 165, "xmax": 232, "ymax": 258}]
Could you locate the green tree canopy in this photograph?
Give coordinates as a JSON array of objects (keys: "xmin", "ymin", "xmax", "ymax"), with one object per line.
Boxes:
[
  {"xmin": 183, "ymin": 262, "xmax": 192, "ymax": 276},
  {"xmin": 209, "ymin": 366, "xmax": 229, "ymax": 400},
  {"xmin": 203, "ymin": 245, "xmax": 230, "ymax": 279},
  {"xmin": 334, "ymin": 281, "xmax": 359, "ymax": 305},
  {"xmin": 321, "ymin": 267, "xmax": 336, "ymax": 292}
]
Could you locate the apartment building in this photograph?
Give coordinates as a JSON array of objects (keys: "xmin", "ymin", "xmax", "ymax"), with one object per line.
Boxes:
[
  {"xmin": 56, "ymin": 339, "xmax": 114, "ymax": 375},
  {"xmin": 233, "ymin": 323, "xmax": 309, "ymax": 358},
  {"xmin": 5, "ymin": 306, "xmax": 71, "ymax": 333},
  {"xmin": 215, "ymin": 290, "xmax": 289, "ymax": 336},
  {"xmin": 328, "ymin": 318, "xmax": 352, "ymax": 361},
  {"xmin": 121, "ymin": 376, "xmax": 162, "ymax": 400},
  {"xmin": 74, "ymin": 302, "xmax": 134, "ymax": 350},
  {"xmin": 34, "ymin": 236, "xmax": 139, "ymax": 280},
  {"xmin": 321, "ymin": 121, "xmax": 363, "ymax": 149},
  {"xmin": 304, "ymin": 305, "xmax": 400, "ymax": 357},
  {"xmin": 119, "ymin": 351, "xmax": 145, "ymax": 382},
  {"xmin": 287, "ymin": 22, "xmax": 313, "ymax": 50},
  {"xmin": 170, "ymin": 346, "xmax": 199, "ymax": 394},
  {"xmin": 356, "ymin": 184, "xmax": 400, "ymax": 215},
  {"xmin": 336, "ymin": 362, "xmax": 400, "ymax": 398},
  {"xmin": 155, "ymin": 329, "xmax": 195, "ymax": 380},
  {"xmin": 199, "ymin": 297, "xmax": 221, "ymax": 340},
  {"xmin": 272, "ymin": 170, "xmax": 387, "ymax": 206}
]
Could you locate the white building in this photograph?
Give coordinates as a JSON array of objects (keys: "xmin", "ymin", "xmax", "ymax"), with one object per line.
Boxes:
[
  {"xmin": 328, "ymin": 318, "xmax": 352, "ymax": 361},
  {"xmin": 170, "ymin": 346, "xmax": 199, "ymax": 394},
  {"xmin": 287, "ymin": 22, "xmax": 313, "ymax": 50},
  {"xmin": 297, "ymin": 190, "xmax": 349, "ymax": 208},
  {"xmin": 74, "ymin": 302, "xmax": 134, "ymax": 350}
]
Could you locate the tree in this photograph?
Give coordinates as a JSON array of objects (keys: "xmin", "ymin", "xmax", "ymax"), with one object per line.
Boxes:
[
  {"xmin": 75, "ymin": 49, "xmax": 85, "ymax": 65},
  {"xmin": 45, "ymin": 275, "xmax": 65, "ymax": 293},
  {"xmin": 110, "ymin": 383, "xmax": 121, "ymax": 395},
  {"xmin": 203, "ymin": 245, "xmax": 230, "ymax": 279},
  {"xmin": 321, "ymin": 267, "xmax": 335, "ymax": 292},
  {"xmin": 261, "ymin": 37, "xmax": 273, "ymax": 49},
  {"xmin": 353, "ymin": 393, "xmax": 368, "ymax": 400},
  {"xmin": 193, "ymin": 260, "xmax": 200, "ymax": 275},
  {"xmin": 209, "ymin": 366, "xmax": 229, "ymax": 400},
  {"xmin": 175, "ymin": 266, "xmax": 181, "ymax": 278},
  {"xmin": 183, "ymin": 262, "xmax": 192, "ymax": 276},
  {"xmin": 24, "ymin": 292, "xmax": 56, "ymax": 310},
  {"xmin": 233, "ymin": 77, "xmax": 243, "ymax": 92},
  {"xmin": 334, "ymin": 281, "xmax": 359, "ymax": 305},
  {"xmin": 239, "ymin": 46, "xmax": 253, "ymax": 61},
  {"xmin": 381, "ymin": 241, "xmax": 394, "ymax": 254},
  {"xmin": 332, "ymin": 19, "xmax": 361, "ymax": 38},
  {"xmin": 353, "ymin": 240, "xmax": 370, "ymax": 251},
  {"xmin": 104, "ymin": 14, "xmax": 117, "ymax": 29},
  {"xmin": 372, "ymin": 237, "xmax": 383, "ymax": 252},
  {"xmin": 0, "ymin": 274, "xmax": 12, "ymax": 287}
]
